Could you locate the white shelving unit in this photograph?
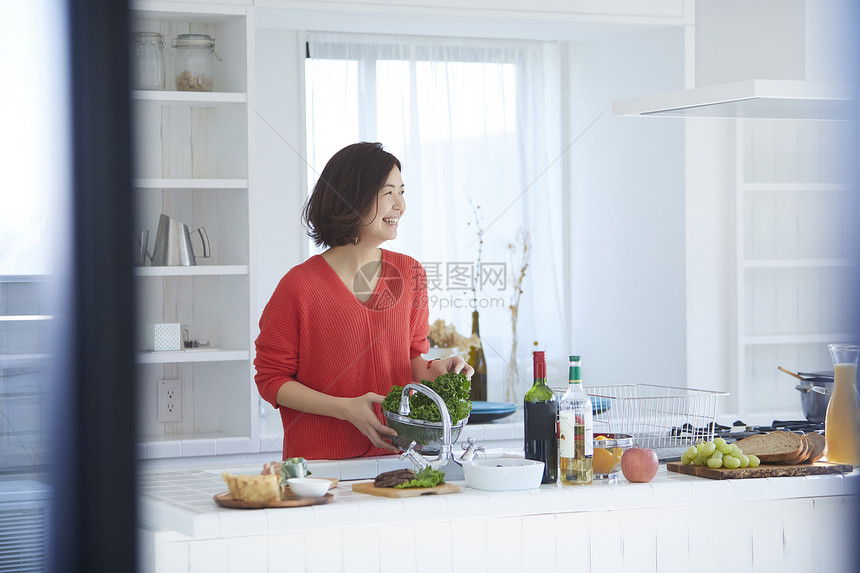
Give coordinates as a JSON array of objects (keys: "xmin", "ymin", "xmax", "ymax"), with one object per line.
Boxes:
[
  {"xmin": 134, "ymin": 178, "xmax": 248, "ymax": 189},
  {"xmin": 136, "ymin": 350, "xmax": 250, "ymax": 364},
  {"xmin": 131, "ymin": 1, "xmax": 257, "ymax": 460},
  {"xmin": 131, "ymin": 90, "xmax": 247, "ymax": 105},
  {"xmin": 735, "ymin": 119, "xmax": 855, "ymax": 419},
  {"xmin": 135, "ymin": 265, "xmax": 248, "ymax": 276}
]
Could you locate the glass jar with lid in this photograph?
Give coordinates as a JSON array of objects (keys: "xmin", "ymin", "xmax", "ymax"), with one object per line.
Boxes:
[
  {"xmin": 131, "ymin": 32, "xmax": 166, "ymax": 90},
  {"xmin": 171, "ymin": 34, "xmax": 219, "ymax": 92}
]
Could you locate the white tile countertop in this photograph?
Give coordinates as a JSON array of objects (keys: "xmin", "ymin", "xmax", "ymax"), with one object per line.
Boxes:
[
  {"xmin": 139, "ymin": 462, "xmax": 858, "ymax": 539},
  {"xmin": 138, "ymin": 455, "xmax": 859, "ymax": 573},
  {"xmin": 137, "ymin": 412, "xmax": 860, "ymax": 573}
]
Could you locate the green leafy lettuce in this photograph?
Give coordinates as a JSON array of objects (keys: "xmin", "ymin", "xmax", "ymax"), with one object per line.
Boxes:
[
  {"xmin": 393, "ymin": 466, "xmax": 446, "ymax": 489},
  {"xmin": 381, "ymin": 372, "xmax": 472, "ymax": 423}
]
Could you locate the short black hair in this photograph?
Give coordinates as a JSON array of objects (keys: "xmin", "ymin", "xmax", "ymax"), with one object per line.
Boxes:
[{"xmin": 302, "ymin": 142, "xmax": 402, "ymax": 248}]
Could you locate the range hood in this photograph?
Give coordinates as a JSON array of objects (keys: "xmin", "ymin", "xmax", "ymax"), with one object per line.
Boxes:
[{"xmin": 612, "ymin": 80, "xmax": 854, "ymax": 121}]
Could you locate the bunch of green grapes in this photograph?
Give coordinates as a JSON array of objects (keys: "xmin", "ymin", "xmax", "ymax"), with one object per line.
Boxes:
[{"xmin": 680, "ymin": 437, "xmax": 761, "ymax": 469}]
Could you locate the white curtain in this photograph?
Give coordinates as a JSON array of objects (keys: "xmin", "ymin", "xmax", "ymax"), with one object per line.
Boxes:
[{"xmin": 305, "ymin": 32, "xmax": 565, "ymax": 400}]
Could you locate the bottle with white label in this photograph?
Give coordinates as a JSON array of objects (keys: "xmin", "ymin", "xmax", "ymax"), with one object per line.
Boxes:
[{"xmin": 559, "ymin": 355, "xmax": 593, "ymax": 485}]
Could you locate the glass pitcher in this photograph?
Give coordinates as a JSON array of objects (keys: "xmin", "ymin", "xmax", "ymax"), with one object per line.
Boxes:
[{"xmin": 824, "ymin": 344, "xmax": 860, "ymax": 465}]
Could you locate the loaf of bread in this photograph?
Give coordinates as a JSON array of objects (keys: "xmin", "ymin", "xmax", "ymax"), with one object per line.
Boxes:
[
  {"xmin": 734, "ymin": 431, "xmax": 804, "ymax": 463},
  {"xmin": 801, "ymin": 435, "xmax": 812, "ymax": 462},
  {"xmin": 805, "ymin": 431, "xmax": 826, "ymax": 463},
  {"xmin": 788, "ymin": 435, "xmax": 810, "ymax": 465},
  {"xmin": 222, "ymin": 473, "xmax": 280, "ymax": 502}
]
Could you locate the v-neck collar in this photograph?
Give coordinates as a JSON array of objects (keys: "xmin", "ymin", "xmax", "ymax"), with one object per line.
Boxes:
[{"xmin": 315, "ymin": 249, "xmax": 387, "ymax": 308}]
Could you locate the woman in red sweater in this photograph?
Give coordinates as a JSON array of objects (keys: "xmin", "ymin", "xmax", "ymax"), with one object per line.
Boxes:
[{"xmin": 254, "ymin": 142, "xmax": 474, "ymax": 460}]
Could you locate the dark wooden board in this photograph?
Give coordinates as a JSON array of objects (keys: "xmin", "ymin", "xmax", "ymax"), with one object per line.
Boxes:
[
  {"xmin": 214, "ymin": 491, "xmax": 334, "ymax": 509},
  {"xmin": 351, "ymin": 481, "xmax": 461, "ymax": 497},
  {"xmin": 666, "ymin": 461, "xmax": 853, "ymax": 480}
]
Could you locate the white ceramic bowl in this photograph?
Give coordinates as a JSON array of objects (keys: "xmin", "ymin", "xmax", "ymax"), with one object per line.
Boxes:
[
  {"xmin": 287, "ymin": 477, "xmax": 330, "ymax": 498},
  {"xmin": 462, "ymin": 458, "xmax": 545, "ymax": 491}
]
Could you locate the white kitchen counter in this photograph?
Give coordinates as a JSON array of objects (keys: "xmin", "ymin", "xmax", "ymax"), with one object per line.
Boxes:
[{"xmin": 139, "ymin": 455, "xmax": 859, "ymax": 573}]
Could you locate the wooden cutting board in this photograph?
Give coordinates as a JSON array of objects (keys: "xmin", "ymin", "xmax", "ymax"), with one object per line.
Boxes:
[
  {"xmin": 214, "ymin": 492, "xmax": 334, "ymax": 509},
  {"xmin": 666, "ymin": 461, "xmax": 853, "ymax": 480},
  {"xmin": 351, "ymin": 481, "xmax": 461, "ymax": 498}
]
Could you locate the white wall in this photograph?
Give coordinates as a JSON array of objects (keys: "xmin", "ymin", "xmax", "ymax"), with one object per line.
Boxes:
[
  {"xmin": 251, "ymin": 0, "xmax": 856, "ymax": 424},
  {"xmin": 684, "ymin": 121, "xmax": 737, "ymax": 408},
  {"xmin": 256, "ymin": 0, "xmax": 687, "ymax": 42},
  {"xmin": 695, "ymin": 0, "xmax": 806, "ymax": 87},
  {"xmin": 684, "ymin": 0, "xmax": 858, "ymax": 420},
  {"xmin": 565, "ymin": 27, "xmax": 687, "ymax": 387},
  {"xmin": 254, "ymin": 3, "xmax": 691, "ymax": 391},
  {"xmin": 253, "ymin": 29, "xmax": 308, "ymax": 329},
  {"xmin": 696, "ymin": 0, "xmax": 855, "ymax": 87}
]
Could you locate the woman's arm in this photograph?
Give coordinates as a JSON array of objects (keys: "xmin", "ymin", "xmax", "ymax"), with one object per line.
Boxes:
[
  {"xmin": 275, "ymin": 380, "xmax": 399, "ymax": 452},
  {"xmin": 257, "ymin": 266, "xmax": 400, "ymax": 453}
]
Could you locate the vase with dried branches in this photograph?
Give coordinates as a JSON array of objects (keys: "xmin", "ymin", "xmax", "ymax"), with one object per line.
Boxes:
[{"xmin": 505, "ymin": 229, "xmax": 531, "ymax": 403}]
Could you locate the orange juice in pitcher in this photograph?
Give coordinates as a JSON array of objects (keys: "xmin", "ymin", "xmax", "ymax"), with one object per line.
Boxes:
[{"xmin": 824, "ymin": 344, "xmax": 860, "ymax": 465}]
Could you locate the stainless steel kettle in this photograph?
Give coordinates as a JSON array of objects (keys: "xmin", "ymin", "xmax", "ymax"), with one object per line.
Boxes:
[{"xmin": 151, "ymin": 214, "xmax": 210, "ymax": 266}]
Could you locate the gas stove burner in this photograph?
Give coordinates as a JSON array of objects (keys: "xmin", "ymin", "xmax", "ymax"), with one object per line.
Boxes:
[
  {"xmin": 669, "ymin": 421, "xmax": 731, "ymax": 438},
  {"xmin": 769, "ymin": 420, "xmax": 824, "ymax": 433},
  {"xmin": 727, "ymin": 419, "xmax": 824, "ymax": 437},
  {"xmin": 670, "ymin": 419, "xmax": 825, "ymax": 446}
]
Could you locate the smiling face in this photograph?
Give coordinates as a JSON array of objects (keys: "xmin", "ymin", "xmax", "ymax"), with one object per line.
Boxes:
[
  {"xmin": 358, "ymin": 167, "xmax": 406, "ymax": 246},
  {"xmin": 303, "ymin": 142, "xmax": 402, "ymax": 248}
]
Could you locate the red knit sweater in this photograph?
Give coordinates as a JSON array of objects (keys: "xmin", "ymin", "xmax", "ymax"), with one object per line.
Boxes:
[{"xmin": 254, "ymin": 249, "xmax": 430, "ymax": 460}]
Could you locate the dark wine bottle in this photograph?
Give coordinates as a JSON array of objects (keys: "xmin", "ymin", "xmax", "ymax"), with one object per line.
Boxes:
[
  {"xmin": 524, "ymin": 350, "xmax": 558, "ymax": 484},
  {"xmin": 467, "ymin": 310, "xmax": 488, "ymax": 402}
]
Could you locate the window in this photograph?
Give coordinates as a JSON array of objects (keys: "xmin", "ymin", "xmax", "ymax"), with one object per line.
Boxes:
[
  {"xmin": 0, "ymin": 0, "xmax": 66, "ymax": 477},
  {"xmin": 305, "ymin": 32, "xmax": 566, "ymax": 399}
]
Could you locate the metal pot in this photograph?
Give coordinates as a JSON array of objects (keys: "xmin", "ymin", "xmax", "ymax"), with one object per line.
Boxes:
[
  {"xmin": 780, "ymin": 367, "xmax": 842, "ymax": 423},
  {"xmin": 794, "ymin": 374, "xmax": 833, "ymax": 423}
]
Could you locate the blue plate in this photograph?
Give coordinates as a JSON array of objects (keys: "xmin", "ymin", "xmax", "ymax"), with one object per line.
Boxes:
[
  {"xmin": 469, "ymin": 401, "xmax": 517, "ymax": 423},
  {"xmin": 592, "ymin": 396, "xmax": 611, "ymax": 415}
]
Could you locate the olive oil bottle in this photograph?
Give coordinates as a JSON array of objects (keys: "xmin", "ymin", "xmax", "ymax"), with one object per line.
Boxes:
[
  {"xmin": 559, "ymin": 355, "xmax": 593, "ymax": 485},
  {"xmin": 467, "ymin": 310, "xmax": 487, "ymax": 402}
]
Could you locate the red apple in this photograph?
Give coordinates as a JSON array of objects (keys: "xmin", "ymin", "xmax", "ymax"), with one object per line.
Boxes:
[{"xmin": 620, "ymin": 447, "xmax": 659, "ymax": 483}]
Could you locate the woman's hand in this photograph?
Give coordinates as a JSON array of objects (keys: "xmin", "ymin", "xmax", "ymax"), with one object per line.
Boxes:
[
  {"xmin": 276, "ymin": 382, "xmax": 399, "ymax": 452},
  {"xmin": 427, "ymin": 355, "xmax": 475, "ymax": 380},
  {"xmin": 339, "ymin": 392, "xmax": 399, "ymax": 452}
]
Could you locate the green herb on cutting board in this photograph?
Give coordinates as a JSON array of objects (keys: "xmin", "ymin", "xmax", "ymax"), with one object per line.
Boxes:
[{"xmin": 393, "ymin": 466, "xmax": 446, "ymax": 489}]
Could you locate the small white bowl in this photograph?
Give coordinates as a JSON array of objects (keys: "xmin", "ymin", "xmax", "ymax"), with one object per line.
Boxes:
[
  {"xmin": 287, "ymin": 477, "xmax": 330, "ymax": 498},
  {"xmin": 462, "ymin": 458, "xmax": 545, "ymax": 491}
]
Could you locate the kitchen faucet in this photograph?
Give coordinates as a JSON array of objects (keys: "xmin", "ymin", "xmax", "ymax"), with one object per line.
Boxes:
[{"xmin": 396, "ymin": 383, "xmax": 484, "ymax": 471}]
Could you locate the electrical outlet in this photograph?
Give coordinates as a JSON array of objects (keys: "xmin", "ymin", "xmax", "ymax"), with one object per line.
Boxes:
[{"xmin": 158, "ymin": 379, "xmax": 182, "ymax": 422}]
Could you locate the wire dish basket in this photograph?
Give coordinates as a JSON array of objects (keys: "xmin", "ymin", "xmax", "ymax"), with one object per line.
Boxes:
[{"xmin": 584, "ymin": 384, "xmax": 728, "ymax": 455}]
